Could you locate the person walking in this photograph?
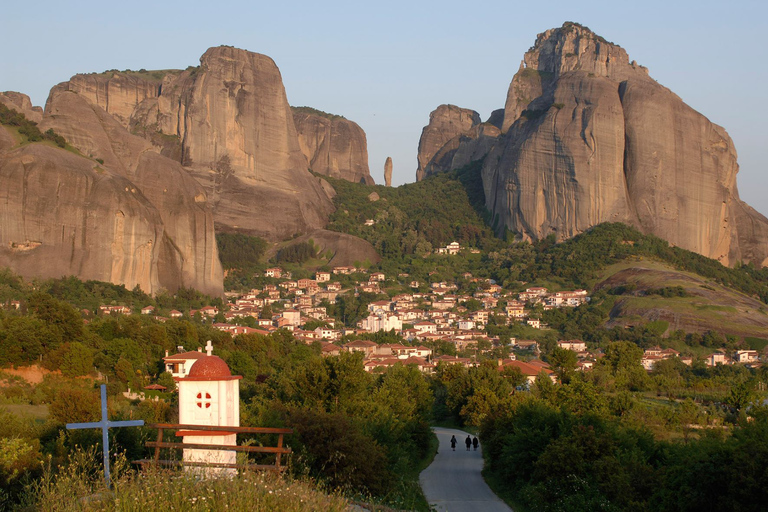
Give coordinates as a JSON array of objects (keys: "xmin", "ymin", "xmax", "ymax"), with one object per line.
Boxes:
[
  {"xmin": 473, "ymin": 436, "xmax": 479, "ymax": 451},
  {"xmin": 450, "ymin": 435, "xmax": 457, "ymax": 451},
  {"xmin": 465, "ymin": 435, "xmax": 472, "ymax": 451}
]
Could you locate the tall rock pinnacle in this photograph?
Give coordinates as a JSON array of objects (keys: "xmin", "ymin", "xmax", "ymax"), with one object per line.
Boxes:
[{"xmin": 384, "ymin": 157, "xmax": 393, "ymax": 187}]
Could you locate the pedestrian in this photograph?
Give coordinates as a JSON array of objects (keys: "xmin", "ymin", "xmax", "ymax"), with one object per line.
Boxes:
[
  {"xmin": 450, "ymin": 435, "xmax": 457, "ymax": 451},
  {"xmin": 473, "ymin": 436, "xmax": 479, "ymax": 451},
  {"xmin": 465, "ymin": 435, "xmax": 471, "ymax": 451}
]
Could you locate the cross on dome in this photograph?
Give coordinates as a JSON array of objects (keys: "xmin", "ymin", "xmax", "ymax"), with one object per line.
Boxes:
[{"xmin": 205, "ymin": 340, "xmax": 213, "ymax": 356}]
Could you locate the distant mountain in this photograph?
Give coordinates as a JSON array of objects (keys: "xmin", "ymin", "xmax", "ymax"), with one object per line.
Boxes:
[{"xmin": 416, "ymin": 22, "xmax": 768, "ymax": 267}]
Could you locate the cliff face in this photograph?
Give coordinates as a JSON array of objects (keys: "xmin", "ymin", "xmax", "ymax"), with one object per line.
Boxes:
[
  {"xmin": 128, "ymin": 47, "xmax": 336, "ymax": 239},
  {"xmin": 30, "ymin": 85, "xmax": 224, "ymax": 296},
  {"xmin": 416, "ymin": 105, "xmax": 481, "ymax": 181},
  {"xmin": 292, "ymin": 108, "xmax": 374, "ymax": 185},
  {"xmin": 0, "ymin": 141, "xmax": 166, "ymax": 293},
  {"xmin": 417, "ymin": 22, "xmax": 768, "ymax": 267}
]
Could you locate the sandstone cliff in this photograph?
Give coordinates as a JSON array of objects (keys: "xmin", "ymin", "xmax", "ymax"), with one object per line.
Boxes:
[
  {"xmin": 126, "ymin": 47, "xmax": 336, "ymax": 239},
  {"xmin": 292, "ymin": 107, "xmax": 374, "ymax": 185},
  {"xmin": 416, "ymin": 105, "xmax": 481, "ymax": 181},
  {"xmin": 420, "ymin": 22, "xmax": 768, "ymax": 267},
  {"xmin": 0, "ymin": 141, "xmax": 166, "ymax": 293},
  {"xmin": 32, "ymin": 87, "xmax": 224, "ymax": 296}
]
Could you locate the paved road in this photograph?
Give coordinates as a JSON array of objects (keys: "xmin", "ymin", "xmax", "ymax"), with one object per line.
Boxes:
[{"xmin": 419, "ymin": 427, "xmax": 513, "ymax": 512}]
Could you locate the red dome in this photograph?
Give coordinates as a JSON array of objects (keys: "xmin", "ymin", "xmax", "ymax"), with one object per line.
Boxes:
[{"xmin": 185, "ymin": 355, "xmax": 234, "ymax": 380}]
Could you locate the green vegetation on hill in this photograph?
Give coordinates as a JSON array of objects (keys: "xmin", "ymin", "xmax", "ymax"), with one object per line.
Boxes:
[
  {"xmin": 323, "ymin": 160, "xmax": 502, "ymax": 260},
  {"xmin": 290, "ymin": 105, "xmax": 346, "ymax": 121},
  {"xmin": 0, "ymin": 103, "xmax": 67, "ymax": 148},
  {"xmin": 94, "ymin": 68, "xmax": 179, "ymax": 82}
]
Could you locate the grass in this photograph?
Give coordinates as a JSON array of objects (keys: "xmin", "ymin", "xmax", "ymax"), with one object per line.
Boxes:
[
  {"xmin": 0, "ymin": 404, "xmax": 49, "ymax": 421},
  {"xmin": 481, "ymin": 469, "xmax": 531, "ymax": 512},
  {"xmin": 23, "ymin": 448, "xmax": 349, "ymax": 512}
]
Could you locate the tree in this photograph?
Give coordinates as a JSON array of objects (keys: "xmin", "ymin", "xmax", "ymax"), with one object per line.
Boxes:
[{"xmin": 549, "ymin": 347, "xmax": 578, "ymax": 384}]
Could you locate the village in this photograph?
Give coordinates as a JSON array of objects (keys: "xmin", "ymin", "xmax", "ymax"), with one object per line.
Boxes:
[{"xmin": 96, "ymin": 257, "xmax": 763, "ymax": 389}]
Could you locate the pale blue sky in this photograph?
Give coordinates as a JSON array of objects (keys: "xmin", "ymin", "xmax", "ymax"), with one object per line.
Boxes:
[{"xmin": 2, "ymin": 1, "xmax": 767, "ymax": 215}]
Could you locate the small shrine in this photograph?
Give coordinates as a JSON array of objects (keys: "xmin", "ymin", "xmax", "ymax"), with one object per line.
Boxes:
[{"xmin": 175, "ymin": 341, "xmax": 242, "ymax": 476}]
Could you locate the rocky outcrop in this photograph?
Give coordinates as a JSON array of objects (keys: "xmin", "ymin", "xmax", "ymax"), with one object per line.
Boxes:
[
  {"xmin": 278, "ymin": 229, "xmax": 381, "ymax": 267},
  {"xmin": 292, "ymin": 107, "xmax": 374, "ymax": 185},
  {"xmin": 0, "ymin": 92, "xmax": 43, "ymax": 123},
  {"xmin": 384, "ymin": 157, "xmax": 392, "ymax": 186},
  {"xmin": 408, "ymin": 22, "xmax": 766, "ymax": 267},
  {"xmin": 416, "ymin": 105, "xmax": 481, "ymax": 181},
  {"xmin": 39, "ymin": 87, "xmax": 223, "ymax": 295},
  {"xmin": 480, "ymin": 22, "xmax": 768, "ymax": 266},
  {"xmin": 129, "ymin": 46, "xmax": 335, "ymax": 239},
  {"xmin": 54, "ymin": 72, "xmax": 164, "ymax": 129}
]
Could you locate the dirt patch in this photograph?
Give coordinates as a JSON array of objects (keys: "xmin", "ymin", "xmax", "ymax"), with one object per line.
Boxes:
[{"xmin": 0, "ymin": 365, "xmax": 59, "ymax": 384}]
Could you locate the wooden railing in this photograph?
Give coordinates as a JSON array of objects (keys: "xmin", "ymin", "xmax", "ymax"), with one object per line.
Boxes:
[{"xmin": 134, "ymin": 423, "xmax": 293, "ymax": 472}]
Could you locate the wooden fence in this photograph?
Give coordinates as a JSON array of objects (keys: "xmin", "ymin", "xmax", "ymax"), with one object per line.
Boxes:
[{"xmin": 134, "ymin": 423, "xmax": 293, "ymax": 472}]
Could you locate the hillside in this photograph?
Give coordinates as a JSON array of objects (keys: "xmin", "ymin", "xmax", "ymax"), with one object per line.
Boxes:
[{"xmin": 597, "ymin": 260, "xmax": 768, "ymax": 341}]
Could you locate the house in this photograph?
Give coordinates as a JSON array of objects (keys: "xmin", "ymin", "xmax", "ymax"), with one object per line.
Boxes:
[
  {"xmin": 458, "ymin": 319, "xmax": 475, "ymax": 331},
  {"xmin": 705, "ymin": 352, "xmax": 728, "ymax": 366},
  {"xmin": 433, "ymin": 355, "xmax": 476, "ymax": 368},
  {"xmin": 163, "ymin": 348, "xmax": 207, "ymax": 379},
  {"xmin": 141, "ymin": 306, "xmax": 155, "ymax": 315},
  {"xmin": 281, "ymin": 309, "xmax": 301, "ymax": 327},
  {"xmin": 436, "ymin": 241, "xmax": 461, "ymax": 255},
  {"xmin": 364, "ymin": 219, "xmax": 375, "ymax": 226},
  {"xmin": 264, "ymin": 267, "xmax": 283, "ymax": 278},
  {"xmin": 358, "ymin": 313, "xmax": 402, "ymax": 332},
  {"xmin": 414, "ymin": 321, "xmax": 437, "ymax": 335},
  {"xmin": 558, "ymin": 340, "xmax": 587, "ymax": 352},
  {"xmin": 297, "ymin": 279, "xmax": 316, "ymax": 289},
  {"xmin": 526, "ymin": 318, "xmax": 541, "ymax": 329},
  {"xmin": 326, "ymin": 282, "xmax": 342, "ymax": 292},
  {"xmin": 315, "ymin": 272, "xmax": 331, "ymax": 282},
  {"xmin": 370, "ymin": 272, "xmax": 386, "ymax": 282},
  {"xmin": 498, "ymin": 359, "xmax": 556, "ymax": 386},
  {"xmin": 343, "ymin": 340, "xmax": 378, "ymax": 358},
  {"xmin": 735, "ymin": 350, "xmax": 759, "ymax": 364},
  {"xmin": 99, "ymin": 305, "xmax": 131, "ymax": 315},
  {"xmin": 320, "ymin": 342, "xmax": 341, "ymax": 357},
  {"xmin": 169, "ymin": 309, "xmax": 183, "ymax": 318},
  {"xmin": 514, "ymin": 340, "xmax": 540, "ymax": 353}
]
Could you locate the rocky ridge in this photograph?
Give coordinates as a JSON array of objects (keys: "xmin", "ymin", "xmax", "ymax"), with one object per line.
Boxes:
[{"xmin": 416, "ymin": 22, "xmax": 768, "ymax": 267}]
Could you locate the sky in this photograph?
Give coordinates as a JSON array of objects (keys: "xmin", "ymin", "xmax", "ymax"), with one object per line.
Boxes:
[{"xmin": 2, "ymin": 0, "xmax": 767, "ymax": 215}]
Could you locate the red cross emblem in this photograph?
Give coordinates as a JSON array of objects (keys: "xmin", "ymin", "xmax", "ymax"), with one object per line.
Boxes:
[{"xmin": 196, "ymin": 392, "xmax": 212, "ymax": 408}]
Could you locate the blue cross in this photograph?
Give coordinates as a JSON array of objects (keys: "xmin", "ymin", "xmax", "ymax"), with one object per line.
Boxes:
[{"xmin": 66, "ymin": 384, "xmax": 144, "ymax": 487}]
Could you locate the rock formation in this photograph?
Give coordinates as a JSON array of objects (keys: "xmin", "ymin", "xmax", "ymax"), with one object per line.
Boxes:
[
  {"xmin": 420, "ymin": 22, "xmax": 768, "ymax": 267},
  {"xmin": 416, "ymin": 105, "xmax": 481, "ymax": 181},
  {"xmin": 38, "ymin": 87, "xmax": 224, "ymax": 296},
  {"xmin": 51, "ymin": 47, "xmax": 338, "ymax": 240},
  {"xmin": 292, "ymin": 107, "xmax": 374, "ymax": 185},
  {"xmin": 276, "ymin": 229, "xmax": 381, "ymax": 267},
  {"xmin": 384, "ymin": 157, "xmax": 392, "ymax": 186},
  {"xmin": 0, "ymin": 92, "xmax": 43, "ymax": 123},
  {"xmin": 0, "ymin": 139, "xmax": 168, "ymax": 294}
]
